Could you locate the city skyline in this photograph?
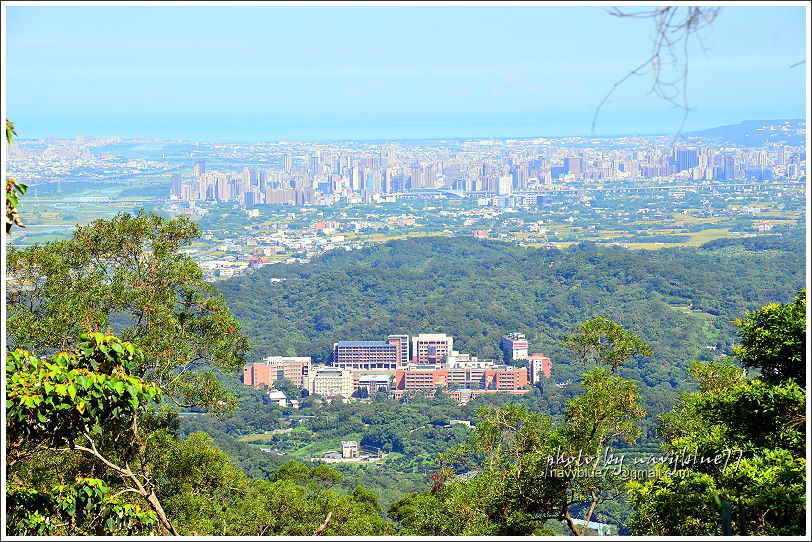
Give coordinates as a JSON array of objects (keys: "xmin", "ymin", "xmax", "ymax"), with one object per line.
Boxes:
[{"xmin": 3, "ymin": 2, "xmax": 808, "ymax": 142}]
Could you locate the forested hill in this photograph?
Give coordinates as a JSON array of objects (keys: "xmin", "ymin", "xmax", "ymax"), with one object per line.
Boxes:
[{"xmin": 218, "ymin": 231, "xmax": 804, "ymax": 391}]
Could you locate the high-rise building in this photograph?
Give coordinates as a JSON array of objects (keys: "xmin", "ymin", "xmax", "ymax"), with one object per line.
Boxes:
[
  {"xmin": 193, "ymin": 159, "xmax": 206, "ymax": 179},
  {"xmin": 675, "ymin": 149, "xmax": 699, "ymax": 172},
  {"xmin": 501, "ymin": 333, "xmax": 529, "ymax": 360},
  {"xmin": 511, "ymin": 165, "xmax": 528, "ymax": 190},
  {"xmin": 309, "ymin": 152, "xmax": 321, "ymax": 178},
  {"xmin": 525, "ymin": 354, "xmax": 551, "ymax": 383},
  {"xmin": 497, "ymin": 175, "xmax": 513, "ymax": 195},
  {"xmin": 410, "ymin": 165, "xmax": 425, "ymax": 190},
  {"xmin": 215, "ymin": 174, "xmax": 231, "ymax": 201},
  {"xmin": 411, "ymin": 334, "xmax": 454, "ymax": 364},
  {"xmin": 309, "ymin": 366, "xmax": 353, "ymax": 398},
  {"xmin": 564, "ymin": 157, "xmax": 582, "ymax": 177},
  {"xmin": 171, "ymin": 173, "xmax": 182, "ymax": 199},
  {"xmin": 332, "ymin": 336, "xmax": 408, "ymax": 370},
  {"xmin": 350, "ymin": 166, "xmax": 361, "ymax": 192}
]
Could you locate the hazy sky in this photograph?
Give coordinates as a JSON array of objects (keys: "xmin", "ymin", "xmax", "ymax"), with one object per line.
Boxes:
[{"xmin": 3, "ymin": 3, "xmax": 808, "ymax": 141}]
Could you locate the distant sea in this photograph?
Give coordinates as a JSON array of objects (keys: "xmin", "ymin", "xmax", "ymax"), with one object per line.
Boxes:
[{"xmin": 11, "ymin": 108, "xmax": 804, "ymax": 143}]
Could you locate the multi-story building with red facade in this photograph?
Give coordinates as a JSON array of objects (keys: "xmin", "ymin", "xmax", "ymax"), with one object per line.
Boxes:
[
  {"xmin": 243, "ymin": 356, "xmax": 311, "ymax": 389},
  {"xmin": 525, "ymin": 354, "xmax": 552, "ymax": 383},
  {"xmin": 394, "ymin": 364, "xmax": 528, "ymax": 397}
]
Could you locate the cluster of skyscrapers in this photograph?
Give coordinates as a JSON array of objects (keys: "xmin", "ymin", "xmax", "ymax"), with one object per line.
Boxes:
[
  {"xmin": 242, "ymin": 332, "xmax": 551, "ymax": 404},
  {"xmin": 170, "ymin": 139, "xmax": 805, "ymax": 208}
]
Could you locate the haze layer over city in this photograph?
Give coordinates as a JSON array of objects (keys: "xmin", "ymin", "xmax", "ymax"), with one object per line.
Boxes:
[{"xmin": 3, "ymin": 2, "xmax": 809, "ymax": 539}]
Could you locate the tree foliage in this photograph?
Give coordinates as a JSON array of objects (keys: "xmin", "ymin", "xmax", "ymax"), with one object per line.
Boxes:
[
  {"xmin": 6, "ymin": 334, "xmax": 161, "ymax": 459},
  {"xmin": 6, "ymin": 333, "xmax": 395, "ymax": 536},
  {"xmin": 6, "ymin": 210, "xmax": 250, "ymax": 410},
  {"xmin": 5, "ymin": 117, "xmax": 27, "ymax": 232},
  {"xmin": 563, "ymin": 315, "xmax": 653, "ymax": 373},
  {"xmin": 627, "ymin": 295, "xmax": 807, "ymax": 536},
  {"xmin": 734, "ymin": 289, "xmax": 805, "ymax": 386},
  {"xmin": 6, "ymin": 333, "xmax": 174, "ymax": 535},
  {"xmin": 390, "ymin": 317, "xmax": 648, "ymax": 536},
  {"xmin": 6, "ymin": 477, "xmax": 158, "ymax": 536}
]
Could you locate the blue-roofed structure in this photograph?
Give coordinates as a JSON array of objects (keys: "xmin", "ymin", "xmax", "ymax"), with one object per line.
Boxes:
[{"xmin": 332, "ymin": 336, "xmax": 409, "ymax": 371}]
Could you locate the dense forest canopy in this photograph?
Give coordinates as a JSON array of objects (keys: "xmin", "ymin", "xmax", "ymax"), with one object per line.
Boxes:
[{"xmin": 218, "ymin": 230, "xmax": 804, "ymax": 382}]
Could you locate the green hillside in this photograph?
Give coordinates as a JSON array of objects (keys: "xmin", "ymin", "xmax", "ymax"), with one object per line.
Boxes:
[{"xmin": 218, "ymin": 230, "xmax": 805, "ymax": 390}]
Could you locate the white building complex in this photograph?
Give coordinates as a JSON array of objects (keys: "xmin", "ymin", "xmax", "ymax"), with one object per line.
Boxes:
[{"xmin": 309, "ymin": 366, "xmax": 353, "ymax": 398}]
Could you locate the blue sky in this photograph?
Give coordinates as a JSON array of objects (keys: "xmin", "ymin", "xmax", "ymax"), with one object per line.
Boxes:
[{"xmin": 3, "ymin": 3, "xmax": 808, "ymax": 141}]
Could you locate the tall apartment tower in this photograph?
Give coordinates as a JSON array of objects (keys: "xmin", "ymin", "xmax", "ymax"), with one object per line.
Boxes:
[
  {"xmin": 497, "ymin": 175, "xmax": 513, "ymax": 195},
  {"xmin": 193, "ymin": 159, "xmax": 206, "ymax": 179},
  {"xmin": 675, "ymin": 149, "xmax": 699, "ymax": 172},
  {"xmin": 171, "ymin": 173, "xmax": 182, "ymax": 199},
  {"xmin": 309, "ymin": 152, "xmax": 321, "ymax": 178},
  {"xmin": 564, "ymin": 157, "xmax": 582, "ymax": 177},
  {"xmin": 387, "ymin": 334, "xmax": 410, "ymax": 366},
  {"xmin": 502, "ymin": 333, "xmax": 529, "ymax": 360},
  {"xmin": 525, "ymin": 354, "xmax": 551, "ymax": 383},
  {"xmin": 411, "ymin": 334, "xmax": 454, "ymax": 364}
]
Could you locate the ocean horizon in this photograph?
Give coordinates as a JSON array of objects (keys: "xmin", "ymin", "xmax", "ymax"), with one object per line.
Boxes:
[{"xmin": 9, "ymin": 108, "xmax": 804, "ymax": 144}]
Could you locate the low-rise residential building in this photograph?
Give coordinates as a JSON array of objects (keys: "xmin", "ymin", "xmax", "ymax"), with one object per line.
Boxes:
[
  {"xmin": 267, "ymin": 390, "xmax": 288, "ymax": 407},
  {"xmin": 341, "ymin": 441, "xmax": 360, "ymax": 459}
]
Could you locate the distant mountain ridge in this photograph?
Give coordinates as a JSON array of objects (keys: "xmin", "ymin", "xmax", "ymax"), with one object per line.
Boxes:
[{"xmin": 685, "ymin": 119, "xmax": 806, "ymax": 146}]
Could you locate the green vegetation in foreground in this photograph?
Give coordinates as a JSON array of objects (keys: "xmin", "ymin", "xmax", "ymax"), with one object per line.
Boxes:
[{"xmin": 5, "ymin": 207, "xmax": 806, "ymax": 536}]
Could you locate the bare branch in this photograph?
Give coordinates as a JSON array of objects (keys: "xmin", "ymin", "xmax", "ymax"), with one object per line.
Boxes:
[
  {"xmin": 312, "ymin": 511, "xmax": 333, "ymax": 536},
  {"xmin": 593, "ymin": 6, "xmax": 721, "ymax": 138},
  {"xmin": 59, "ymin": 434, "xmax": 179, "ymax": 536}
]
